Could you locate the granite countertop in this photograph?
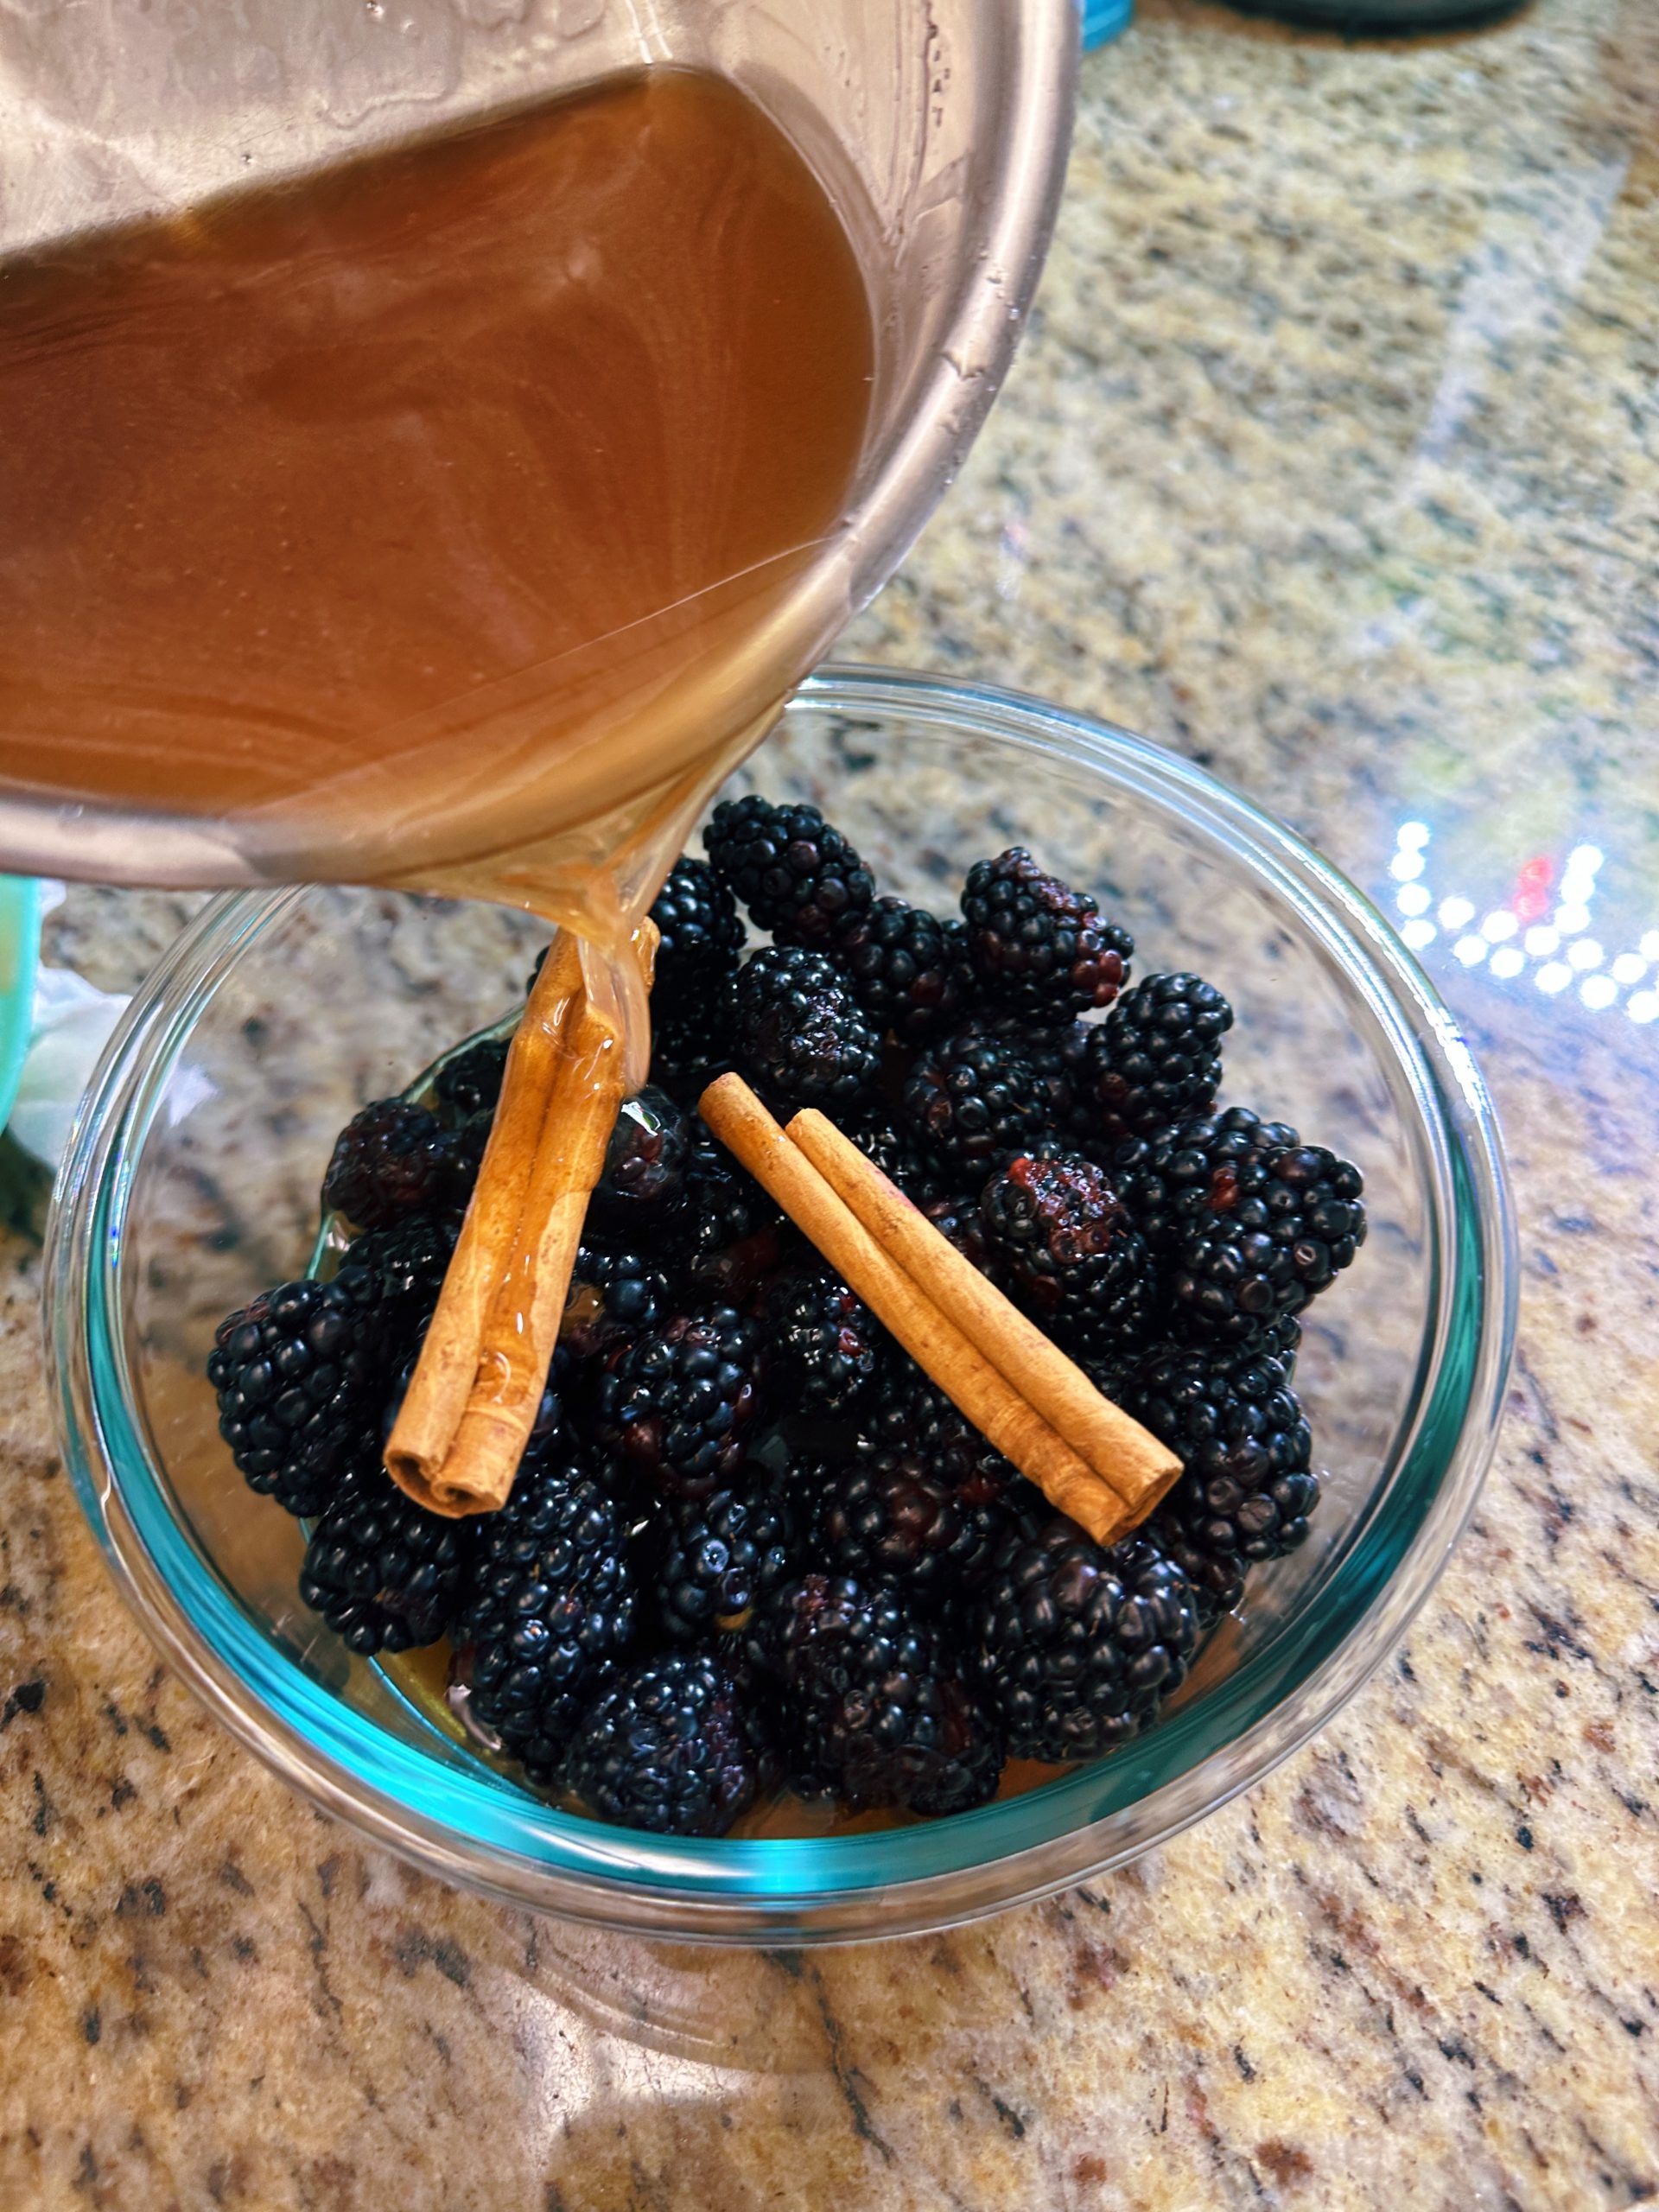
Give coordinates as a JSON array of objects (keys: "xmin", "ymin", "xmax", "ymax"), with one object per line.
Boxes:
[{"xmin": 3, "ymin": 2, "xmax": 1657, "ymax": 2205}]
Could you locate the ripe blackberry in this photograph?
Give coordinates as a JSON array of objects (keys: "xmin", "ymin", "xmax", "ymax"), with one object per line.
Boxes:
[
  {"xmin": 1113, "ymin": 1108, "xmax": 1299, "ymax": 1258},
  {"xmin": 666, "ymin": 1127, "xmax": 787, "ymax": 1295},
  {"xmin": 979, "ymin": 1151, "xmax": 1157, "ymax": 1361},
  {"xmin": 1069, "ymin": 973, "xmax": 1232, "ymax": 1147},
  {"xmin": 431, "ymin": 1037, "xmax": 509, "ymax": 1128},
  {"xmin": 652, "ymin": 1478, "xmax": 801, "ymax": 1643},
  {"xmin": 299, "ymin": 1462, "xmax": 475, "ymax": 1656},
  {"xmin": 846, "ymin": 1107, "xmax": 954, "ymax": 1209},
  {"xmin": 860, "ymin": 1371, "xmax": 1026, "ymax": 1510},
  {"xmin": 207, "ymin": 1275, "xmax": 388, "ymax": 1517},
  {"xmin": 456, "ymin": 1452, "xmax": 636, "ymax": 1782},
  {"xmin": 969, "ymin": 1521, "xmax": 1198, "ymax": 1761},
  {"xmin": 704, "ymin": 794, "xmax": 874, "ymax": 948},
  {"xmin": 811, "ymin": 1450, "xmax": 1007, "ymax": 1607},
  {"xmin": 1126, "ymin": 1339, "xmax": 1318, "ymax": 1618},
  {"xmin": 920, "ymin": 1191, "xmax": 993, "ymax": 1274},
  {"xmin": 335, "ymin": 1212, "xmax": 459, "ymax": 1325},
  {"xmin": 1178, "ymin": 1141, "xmax": 1365, "ymax": 1338},
  {"xmin": 768, "ymin": 1576, "xmax": 1002, "ymax": 1815},
  {"xmin": 764, "ymin": 1270, "xmax": 886, "ymax": 1416},
  {"xmin": 321, "ymin": 1096, "xmax": 466, "ymax": 1230},
  {"xmin": 597, "ymin": 1306, "xmax": 764, "ymax": 1499},
  {"xmin": 831, "ymin": 898, "xmax": 975, "ymax": 1040},
  {"xmin": 729, "ymin": 946, "xmax": 880, "ymax": 1109},
  {"xmin": 565, "ymin": 1652, "xmax": 761, "ymax": 1837},
  {"xmin": 961, "ymin": 848, "xmax": 1133, "ymax": 1021},
  {"xmin": 560, "ymin": 1244, "xmax": 673, "ymax": 1361},
  {"xmin": 903, "ymin": 1019, "xmax": 1059, "ymax": 1171},
  {"xmin": 588, "ymin": 1085, "xmax": 690, "ymax": 1232},
  {"xmin": 649, "ymin": 855, "xmax": 746, "ymax": 1007}
]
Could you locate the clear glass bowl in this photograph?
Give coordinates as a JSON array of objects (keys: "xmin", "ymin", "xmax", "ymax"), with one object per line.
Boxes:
[{"xmin": 46, "ymin": 669, "xmax": 1516, "ymax": 1943}]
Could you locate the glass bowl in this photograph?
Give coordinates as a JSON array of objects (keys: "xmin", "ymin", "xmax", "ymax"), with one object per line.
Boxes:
[{"xmin": 46, "ymin": 668, "xmax": 1516, "ymax": 1944}]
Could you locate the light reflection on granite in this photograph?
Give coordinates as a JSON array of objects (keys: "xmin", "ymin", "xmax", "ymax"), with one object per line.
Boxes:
[{"xmin": 3, "ymin": 3, "xmax": 1658, "ymax": 2206}]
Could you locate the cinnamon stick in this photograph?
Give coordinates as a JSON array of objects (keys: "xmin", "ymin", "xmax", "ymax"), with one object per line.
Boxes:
[
  {"xmin": 385, "ymin": 933, "xmax": 585, "ymax": 1513},
  {"xmin": 698, "ymin": 1075, "xmax": 1129, "ymax": 1543},
  {"xmin": 788, "ymin": 1108, "xmax": 1182, "ymax": 1523}
]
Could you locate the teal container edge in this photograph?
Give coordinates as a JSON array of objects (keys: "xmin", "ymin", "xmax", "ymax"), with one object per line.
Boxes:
[
  {"xmin": 0, "ymin": 876, "xmax": 41, "ymax": 1131},
  {"xmin": 1084, "ymin": 0, "xmax": 1134, "ymax": 46}
]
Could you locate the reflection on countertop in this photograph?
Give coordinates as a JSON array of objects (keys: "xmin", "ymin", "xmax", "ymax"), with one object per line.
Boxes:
[{"xmin": 3, "ymin": 3, "xmax": 1656, "ymax": 2207}]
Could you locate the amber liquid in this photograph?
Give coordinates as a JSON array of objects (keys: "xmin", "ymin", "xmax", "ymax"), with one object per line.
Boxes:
[{"xmin": 0, "ymin": 68, "xmax": 874, "ymax": 910}]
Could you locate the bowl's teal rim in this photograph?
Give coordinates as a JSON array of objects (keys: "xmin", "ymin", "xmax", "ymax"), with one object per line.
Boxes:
[
  {"xmin": 0, "ymin": 874, "xmax": 40, "ymax": 1132},
  {"xmin": 49, "ymin": 667, "xmax": 1516, "ymax": 1933}
]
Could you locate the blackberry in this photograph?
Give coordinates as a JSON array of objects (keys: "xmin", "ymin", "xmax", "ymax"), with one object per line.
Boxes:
[
  {"xmin": 811, "ymin": 1449, "xmax": 1007, "ymax": 1606},
  {"xmin": 704, "ymin": 794, "xmax": 874, "ymax": 948},
  {"xmin": 1069, "ymin": 973, "xmax": 1232, "ymax": 1147},
  {"xmin": 961, "ymin": 848, "xmax": 1133, "ymax": 1021},
  {"xmin": 768, "ymin": 1576, "xmax": 1002, "ymax": 1815},
  {"xmin": 431, "ymin": 1037, "xmax": 509, "ymax": 1127},
  {"xmin": 597, "ymin": 1307, "xmax": 764, "ymax": 1499},
  {"xmin": 861, "ymin": 1371, "xmax": 1026, "ymax": 1511},
  {"xmin": 649, "ymin": 855, "xmax": 746, "ymax": 1007},
  {"xmin": 979, "ymin": 1151, "xmax": 1157, "ymax": 1361},
  {"xmin": 588, "ymin": 1085, "xmax": 690, "ymax": 1232},
  {"xmin": 969, "ymin": 1521, "xmax": 1198, "ymax": 1761},
  {"xmin": 1126, "ymin": 1339, "xmax": 1319, "ymax": 1618},
  {"xmin": 299, "ymin": 1461, "xmax": 475, "ymax": 1656},
  {"xmin": 1114, "ymin": 1108, "xmax": 1299, "ymax": 1259},
  {"xmin": 765, "ymin": 1270, "xmax": 886, "ymax": 1416},
  {"xmin": 921, "ymin": 1192, "xmax": 993, "ymax": 1274},
  {"xmin": 1173, "ymin": 1140, "xmax": 1365, "ymax": 1339},
  {"xmin": 903, "ymin": 1019, "xmax": 1060, "ymax": 1172},
  {"xmin": 653, "ymin": 1478, "xmax": 801, "ymax": 1643},
  {"xmin": 565, "ymin": 1652, "xmax": 761, "ymax": 1837},
  {"xmin": 666, "ymin": 1126, "xmax": 787, "ymax": 1296},
  {"xmin": 729, "ymin": 946, "xmax": 880, "ymax": 1109},
  {"xmin": 831, "ymin": 899, "xmax": 975, "ymax": 1040},
  {"xmin": 321, "ymin": 1096, "xmax": 465, "ymax": 1230},
  {"xmin": 456, "ymin": 1451, "xmax": 636, "ymax": 1782},
  {"xmin": 207, "ymin": 1275, "xmax": 388, "ymax": 1517},
  {"xmin": 335, "ymin": 1211, "xmax": 459, "ymax": 1325},
  {"xmin": 648, "ymin": 990, "xmax": 738, "ymax": 1107},
  {"xmin": 561, "ymin": 1244, "xmax": 673, "ymax": 1361},
  {"xmin": 846, "ymin": 1107, "xmax": 954, "ymax": 1209}
]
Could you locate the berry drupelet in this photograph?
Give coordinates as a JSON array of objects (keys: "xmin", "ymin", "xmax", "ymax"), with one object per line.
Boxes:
[
  {"xmin": 729, "ymin": 945, "xmax": 881, "ymax": 1110},
  {"xmin": 831, "ymin": 898, "xmax": 975, "ymax": 1040},
  {"xmin": 902, "ymin": 1018, "xmax": 1060, "ymax": 1172},
  {"xmin": 1128, "ymin": 1338, "xmax": 1319, "ymax": 1618},
  {"xmin": 565, "ymin": 1651, "xmax": 762, "ymax": 1837},
  {"xmin": 811, "ymin": 1448, "xmax": 1007, "ymax": 1608},
  {"xmin": 969, "ymin": 1520, "xmax": 1198, "ymax": 1761},
  {"xmin": 704, "ymin": 794, "xmax": 874, "ymax": 947},
  {"xmin": 979, "ymin": 1150, "xmax": 1158, "ymax": 1362},
  {"xmin": 455, "ymin": 1451, "xmax": 636, "ymax": 1783},
  {"xmin": 299, "ymin": 1461, "xmax": 475, "ymax": 1656},
  {"xmin": 764, "ymin": 1270, "xmax": 887, "ymax": 1416},
  {"xmin": 768, "ymin": 1576, "xmax": 1002, "ymax": 1815},
  {"xmin": 652, "ymin": 1478, "xmax": 801, "ymax": 1643},
  {"xmin": 597, "ymin": 1306, "xmax": 764, "ymax": 1499},
  {"xmin": 207, "ymin": 1274, "xmax": 388, "ymax": 1517},
  {"xmin": 960, "ymin": 847, "xmax": 1133, "ymax": 1022},
  {"xmin": 1069, "ymin": 972, "xmax": 1232, "ymax": 1147},
  {"xmin": 321, "ymin": 1096, "xmax": 466, "ymax": 1230}
]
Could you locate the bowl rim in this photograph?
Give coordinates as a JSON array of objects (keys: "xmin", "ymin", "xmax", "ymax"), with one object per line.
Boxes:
[{"xmin": 46, "ymin": 665, "xmax": 1517, "ymax": 1942}]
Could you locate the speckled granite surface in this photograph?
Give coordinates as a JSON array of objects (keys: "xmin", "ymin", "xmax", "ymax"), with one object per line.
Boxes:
[{"xmin": 3, "ymin": 2, "xmax": 1658, "ymax": 2205}]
